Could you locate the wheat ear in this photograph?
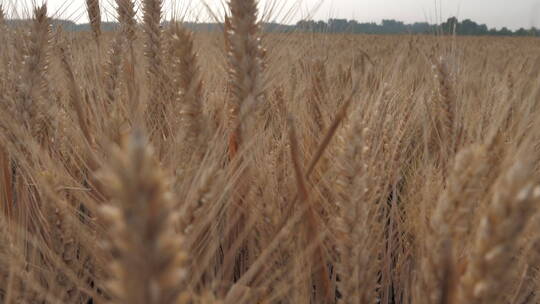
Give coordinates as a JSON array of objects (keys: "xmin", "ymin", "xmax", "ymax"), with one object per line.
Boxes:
[
  {"xmin": 115, "ymin": 0, "xmax": 138, "ymax": 119},
  {"xmin": 19, "ymin": 4, "xmax": 53, "ymax": 146},
  {"xmin": 169, "ymin": 24, "xmax": 205, "ymax": 152},
  {"xmin": 334, "ymin": 107, "xmax": 381, "ymax": 303},
  {"xmin": 86, "ymin": 0, "xmax": 102, "ymax": 45},
  {"xmin": 458, "ymin": 160, "xmax": 540, "ymax": 303},
  {"xmin": 143, "ymin": 0, "xmax": 169, "ymax": 139},
  {"xmin": 0, "ymin": 5, "xmax": 5, "ymax": 27},
  {"xmin": 430, "ymin": 56, "xmax": 457, "ymax": 163},
  {"xmin": 421, "ymin": 144, "xmax": 488, "ymax": 303},
  {"xmin": 225, "ymin": 0, "xmax": 266, "ymax": 160},
  {"xmin": 116, "ymin": 0, "xmax": 137, "ymax": 43},
  {"xmin": 99, "ymin": 131, "xmax": 188, "ymax": 304}
]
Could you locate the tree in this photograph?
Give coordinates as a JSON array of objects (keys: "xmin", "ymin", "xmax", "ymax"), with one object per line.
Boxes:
[
  {"xmin": 498, "ymin": 27, "xmax": 512, "ymax": 36},
  {"xmin": 296, "ymin": 20, "xmax": 315, "ymax": 31},
  {"xmin": 459, "ymin": 19, "xmax": 479, "ymax": 35},
  {"xmin": 316, "ymin": 21, "xmax": 327, "ymax": 32},
  {"xmin": 381, "ymin": 19, "xmax": 406, "ymax": 33},
  {"xmin": 293, "ymin": 17, "xmax": 524, "ymax": 37},
  {"xmin": 515, "ymin": 28, "xmax": 528, "ymax": 36},
  {"xmin": 328, "ymin": 19, "xmax": 348, "ymax": 32},
  {"xmin": 442, "ymin": 17, "xmax": 458, "ymax": 34}
]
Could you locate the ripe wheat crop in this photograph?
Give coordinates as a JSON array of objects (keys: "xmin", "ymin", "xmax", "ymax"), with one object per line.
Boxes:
[{"xmin": 0, "ymin": 1, "xmax": 540, "ymax": 303}]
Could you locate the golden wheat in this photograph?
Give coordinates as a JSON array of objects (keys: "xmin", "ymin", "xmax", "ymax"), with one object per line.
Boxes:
[{"xmin": 0, "ymin": 1, "xmax": 539, "ymax": 304}]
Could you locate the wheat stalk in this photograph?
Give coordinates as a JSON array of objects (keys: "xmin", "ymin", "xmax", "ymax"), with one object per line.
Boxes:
[
  {"xmin": 59, "ymin": 46, "xmax": 93, "ymax": 146},
  {"xmin": 288, "ymin": 117, "xmax": 334, "ymax": 303}
]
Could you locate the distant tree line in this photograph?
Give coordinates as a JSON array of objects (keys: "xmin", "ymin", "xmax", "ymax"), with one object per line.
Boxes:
[
  {"xmin": 5, "ymin": 19, "xmax": 294, "ymax": 33},
  {"xmin": 297, "ymin": 17, "xmax": 540, "ymax": 36},
  {"xmin": 5, "ymin": 16, "xmax": 539, "ymax": 37}
]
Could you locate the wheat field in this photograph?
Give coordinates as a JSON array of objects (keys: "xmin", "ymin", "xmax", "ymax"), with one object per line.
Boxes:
[{"xmin": 1, "ymin": 1, "xmax": 540, "ymax": 303}]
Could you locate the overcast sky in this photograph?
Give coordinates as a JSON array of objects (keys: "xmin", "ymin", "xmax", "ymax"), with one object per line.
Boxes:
[{"xmin": 9, "ymin": 0, "xmax": 540, "ymax": 30}]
